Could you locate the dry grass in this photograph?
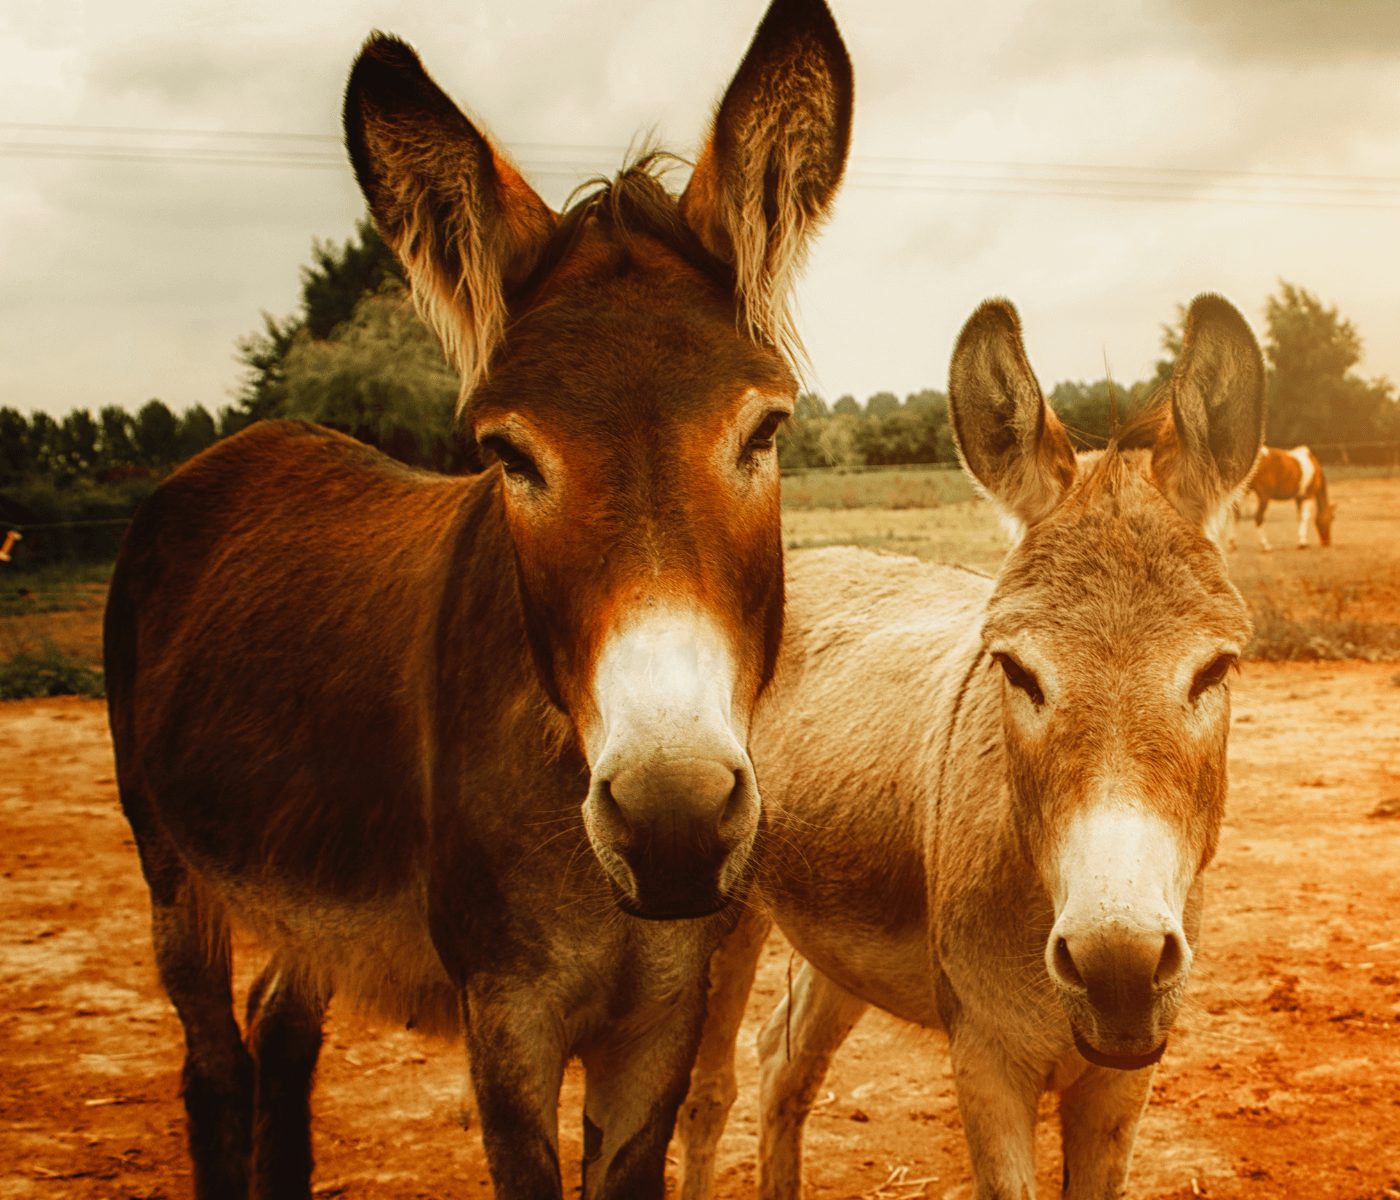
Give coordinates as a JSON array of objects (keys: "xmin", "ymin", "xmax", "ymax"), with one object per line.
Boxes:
[
  {"xmin": 0, "ymin": 476, "xmax": 1395, "ymax": 678},
  {"xmin": 782, "ymin": 473, "xmax": 1400, "ymax": 662}
]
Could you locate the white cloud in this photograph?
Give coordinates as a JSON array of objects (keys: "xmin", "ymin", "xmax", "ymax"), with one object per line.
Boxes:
[{"xmin": 2, "ymin": 0, "xmax": 1398, "ymax": 420}]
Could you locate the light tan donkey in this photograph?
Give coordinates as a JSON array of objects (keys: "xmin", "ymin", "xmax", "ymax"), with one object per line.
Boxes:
[{"xmin": 676, "ymin": 295, "xmax": 1264, "ymax": 1199}]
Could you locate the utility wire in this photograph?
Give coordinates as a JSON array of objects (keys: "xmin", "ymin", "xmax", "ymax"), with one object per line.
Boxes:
[{"xmin": 4, "ymin": 121, "xmax": 1400, "ymax": 211}]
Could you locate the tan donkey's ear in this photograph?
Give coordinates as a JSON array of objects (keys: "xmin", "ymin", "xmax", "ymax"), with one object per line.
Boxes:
[
  {"xmin": 344, "ymin": 35, "xmax": 556, "ymax": 396},
  {"xmin": 948, "ymin": 300, "xmax": 1077, "ymax": 530},
  {"xmin": 1152, "ymin": 294, "xmax": 1266, "ymax": 528},
  {"xmin": 680, "ymin": 0, "xmax": 853, "ymax": 363}
]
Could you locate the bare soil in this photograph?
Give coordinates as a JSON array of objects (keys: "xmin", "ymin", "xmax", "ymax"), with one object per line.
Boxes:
[{"xmin": 2, "ymin": 663, "xmax": 1399, "ymax": 1198}]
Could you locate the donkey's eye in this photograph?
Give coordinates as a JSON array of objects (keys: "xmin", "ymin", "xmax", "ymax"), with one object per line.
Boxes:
[
  {"xmin": 741, "ymin": 410, "xmax": 788, "ymax": 462},
  {"xmin": 993, "ymin": 653, "xmax": 1045, "ymax": 707},
  {"xmin": 1190, "ymin": 653, "xmax": 1236, "ymax": 702},
  {"xmin": 480, "ymin": 435, "xmax": 544, "ymax": 487}
]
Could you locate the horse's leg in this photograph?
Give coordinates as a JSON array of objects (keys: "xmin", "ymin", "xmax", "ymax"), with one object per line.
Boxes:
[
  {"xmin": 579, "ymin": 984, "xmax": 712, "ymax": 1200},
  {"xmin": 1058, "ymin": 1064, "xmax": 1154, "ymax": 1199},
  {"xmin": 676, "ymin": 905, "xmax": 772, "ymax": 1200},
  {"xmin": 150, "ymin": 874, "xmax": 254, "ymax": 1200},
  {"xmin": 757, "ymin": 960, "xmax": 867, "ymax": 1200},
  {"xmin": 464, "ymin": 986, "xmax": 569, "ymax": 1199},
  {"xmin": 1254, "ymin": 497, "xmax": 1272, "ymax": 551},
  {"xmin": 1297, "ymin": 497, "xmax": 1314, "ymax": 549},
  {"xmin": 947, "ymin": 1024, "xmax": 1040, "ymax": 1199},
  {"xmin": 245, "ymin": 960, "xmax": 329, "ymax": 1199}
]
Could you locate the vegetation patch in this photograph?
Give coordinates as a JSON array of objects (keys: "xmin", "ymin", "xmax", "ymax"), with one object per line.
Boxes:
[
  {"xmin": 0, "ymin": 640, "xmax": 103, "ymax": 700},
  {"xmin": 1245, "ymin": 600, "xmax": 1400, "ymax": 663}
]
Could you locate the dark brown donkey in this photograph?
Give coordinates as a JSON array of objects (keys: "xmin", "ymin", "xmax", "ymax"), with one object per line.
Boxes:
[{"xmin": 103, "ymin": 3, "xmax": 851, "ymax": 1197}]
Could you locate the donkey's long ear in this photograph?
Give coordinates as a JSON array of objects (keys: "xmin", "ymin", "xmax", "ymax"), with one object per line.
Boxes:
[
  {"xmin": 344, "ymin": 35, "xmax": 555, "ymax": 394},
  {"xmin": 1152, "ymin": 294, "xmax": 1266, "ymax": 528},
  {"xmin": 680, "ymin": 0, "xmax": 853, "ymax": 362},
  {"xmin": 948, "ymin": 300, "xmax": 1077, "ymax": 530}
]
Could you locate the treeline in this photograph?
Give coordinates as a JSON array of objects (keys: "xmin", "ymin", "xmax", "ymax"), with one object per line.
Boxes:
[
  {"xmin": 0, "ymin": 400, "xmax": 254, "ymax": 563},
  {"xmin": 4, "ymin": 218, "xmax": 1398, "ymax": 564}
]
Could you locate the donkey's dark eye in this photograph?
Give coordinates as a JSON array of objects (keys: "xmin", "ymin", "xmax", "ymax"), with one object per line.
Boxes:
[
  {"xmin": 742, "ymin": 410, "xmax": 788, "ymax": 461},
  {"xmin": 1190, "ymin": 653, "xmax": 1236, "ymax": 702},
  {"xmin": 993, "ymin": 653, "xmax": 1045, "ymax": 707},
  {"xmin": 480, "ymin": 435, "xmax": 544, "ymax": 486}
]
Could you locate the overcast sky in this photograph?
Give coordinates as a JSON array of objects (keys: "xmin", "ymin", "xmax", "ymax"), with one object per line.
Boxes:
[{"xmin": 3, "ymin": 0, "xmax": 1398, "ymax": 420}]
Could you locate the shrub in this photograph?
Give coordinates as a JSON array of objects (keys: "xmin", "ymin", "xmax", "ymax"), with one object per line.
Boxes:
[{"xmin": 0, "ymin": 641, "xmax": 103, "ymax": 700}]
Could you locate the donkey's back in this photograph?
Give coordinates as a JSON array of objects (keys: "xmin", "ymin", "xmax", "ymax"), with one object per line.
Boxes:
[{"xmin": 751, "ymin": 546, "xmax": 990, "ymax": 1021}]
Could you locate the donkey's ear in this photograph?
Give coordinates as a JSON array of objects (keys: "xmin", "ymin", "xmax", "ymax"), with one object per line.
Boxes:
[
  {"xmin": 948, "ymin": 300, "xmax": 1077, "ymax": 530},
  {"xmin": 344, "ymin": 35, "xmax": 555, "ymax": 393},
  {"xmin": 1152, "ymin": 294, "xmax": 1266, "ymax": 528},
  {"xmin": 680, "ymin": 0, "xmax": 853, "ymax": 360}
]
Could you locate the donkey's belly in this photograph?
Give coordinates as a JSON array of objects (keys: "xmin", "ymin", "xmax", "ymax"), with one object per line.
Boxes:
[
  {"xmin": 775, "ymin": 907, "xmax": 938, "ymax": 1027},
  {"xmin": 216, "ymin": 876, "xmax": 460, "ymax": 1037}
]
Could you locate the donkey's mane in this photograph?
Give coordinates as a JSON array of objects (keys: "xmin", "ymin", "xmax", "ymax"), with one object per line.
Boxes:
[{"xmin": 510, "ymin": 151, "xmax": 800, "ymax": 366}]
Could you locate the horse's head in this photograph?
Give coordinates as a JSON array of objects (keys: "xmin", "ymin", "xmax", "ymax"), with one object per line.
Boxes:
[
  {"xmin": 950, "ymin": 295, "xmax": 1264, "ymax": 1068},
  {"xmin": 344, "ymin": 0, "xmax": 851, "ymax": 918},
  {"xmin": 1318, "ymin": 500, "xmax": 1338, "ymax": 546}
]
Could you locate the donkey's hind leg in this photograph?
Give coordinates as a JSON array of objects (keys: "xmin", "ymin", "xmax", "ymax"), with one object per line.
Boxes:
[
  {"xmin": 756, "ymin": 960, "xmax": 867, "ymax": 1200},
  {"xmin": 246, "ymin": 960, "xmax": 329, "ymax": 1199},
  {"xmin": 676, "ymin": 904, "xmax": 772, "ymax": 1200},
  {"xmin": 150, "ymin": 875, "xmax": 254, "ymax": 1200}
]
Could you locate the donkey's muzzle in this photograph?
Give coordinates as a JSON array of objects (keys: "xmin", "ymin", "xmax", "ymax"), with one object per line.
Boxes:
[
  {"xmin": 588, "ymin": 756, "xmax": 760, "ymax": 919},
  {"xmin": 1049, "ymin": 925, "xmax": 1191, "ymax": 1070}
]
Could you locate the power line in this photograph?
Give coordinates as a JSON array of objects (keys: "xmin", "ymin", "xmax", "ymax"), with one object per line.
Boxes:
[{"xmin": 4, "ymin": 120, "xmax": 1400, "ymax": 211}]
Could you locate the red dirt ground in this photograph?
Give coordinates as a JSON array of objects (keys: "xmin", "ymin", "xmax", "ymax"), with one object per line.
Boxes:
[{"xmin": 3, "ymin": 664, "xmax": 1399, "ymax": 1199}]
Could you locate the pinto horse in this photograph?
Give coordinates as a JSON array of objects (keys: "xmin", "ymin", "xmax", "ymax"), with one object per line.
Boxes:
[
  {"xmin": 103, "ymin": 4, "xmax": 852, "ymax": 1197},
  {"xmin": 1230, "ymin": 444, "xmax": 1335, "ymax": 549},
  {"xmin": 675, "ymin": 296, "xmax": 1264, "ymax": 1199}
]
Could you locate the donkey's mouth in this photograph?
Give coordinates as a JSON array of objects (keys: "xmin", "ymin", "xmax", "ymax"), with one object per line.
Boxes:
[
  {"xmin": 614, "ymin": 889, "xmax": 732, "ymax": 922},
  {"xmin": 1072, "ymin": 1027, "xmax": 1167, "ymax": 1072}
]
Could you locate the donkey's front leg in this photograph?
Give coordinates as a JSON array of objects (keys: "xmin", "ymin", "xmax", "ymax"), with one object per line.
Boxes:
[
  {"xmin": 464, "ymin": 984, "xmax": 569, "ymax": 1199},
  {"xmin": 1058, "ymin": 1064, "xmax": 1153, "ymax": 1199},
  {"xmin": 948, "ymin": 1026, "xmax": 1041, "ymax": 1199},
  {"xmin": 676, "ymin": 904, "xmax": 772, "ymax": 1200},
  {"xmin": 579, "ymin": 984, "xmax": 711, "ymax": 1200}
]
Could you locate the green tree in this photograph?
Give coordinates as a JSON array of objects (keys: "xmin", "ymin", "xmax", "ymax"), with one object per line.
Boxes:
[
  {"xmin": 175, "ymin": 406, "xmax": 218, "ymax": 463},
  {"xmin": 97, "ymin": 406, "xmax": 138, "ymax": 470},
  {"xmin": 279, "ymin": 281, "xmax": 464, "ymax": 471},
  {"xmin": 133, "ymin": 399, "xmax": 180, "ymax": 468},
  {"xmin": 832, "ymin": 394, "xmax": 860, "ymax": 417},
  {"xmin": 866, "ymin": 391, "xmax": 900, "ymax": 419},
  {"xmin": 55, "ymin": 409, "xmax": 100, "ymax": 477},
  {"xmin": 0, "ymin": 408, "xmax": 31, "ymax": 480},
  {"xmin": 237, "ymin": 217, "xmax": 402, "ymax": 421},
  {"xmin": 1263, "ymin": 281, "xmax": 1396, "ymax": 447}
]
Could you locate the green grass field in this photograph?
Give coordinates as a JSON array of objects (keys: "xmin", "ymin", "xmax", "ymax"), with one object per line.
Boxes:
[{"xmin": 1, "ymin": 471, "xmax": 1395, "ymax": 697}]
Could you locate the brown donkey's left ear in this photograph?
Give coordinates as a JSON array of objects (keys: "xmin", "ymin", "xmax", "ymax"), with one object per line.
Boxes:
[
  {"xmin": 680, "ymin": 0, "xmax": 853, "ymax": 361},
  {"xmin": 1153, "ymin": 294, "xmax": 1266, "ymax": 528}
]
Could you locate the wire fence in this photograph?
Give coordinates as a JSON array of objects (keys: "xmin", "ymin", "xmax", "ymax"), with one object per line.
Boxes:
[{"xmin": 2, "ymin": 441, "xmax": 1396, "ymax": 567}]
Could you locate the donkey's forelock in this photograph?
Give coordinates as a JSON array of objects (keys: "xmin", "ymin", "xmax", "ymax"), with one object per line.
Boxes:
[
  {"xmin": 987, "ymin": 444, "xmax": 1252, "ymax": 650},
  {"xmin": 510, "ymin": 152, "xmax": 813, "ymax": 382}
]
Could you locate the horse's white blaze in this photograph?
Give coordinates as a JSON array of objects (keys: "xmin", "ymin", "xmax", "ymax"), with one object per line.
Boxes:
[{"xmin": 1048, "ymin": 799, "xmax": 1192, "ymax": 958}]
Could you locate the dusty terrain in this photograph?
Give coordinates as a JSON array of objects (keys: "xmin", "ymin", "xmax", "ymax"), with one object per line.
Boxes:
[{"xmin": 3, "ymin": 663, "xmax": 1399, "ymax": 1199}]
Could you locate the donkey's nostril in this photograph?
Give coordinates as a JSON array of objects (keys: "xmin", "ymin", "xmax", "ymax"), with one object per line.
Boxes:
[
  {"xmin": 1155, "ymin": 931, "xmax": 1186, "ymax": 989},
  {"xmin": 595, "ymin": 779, "xmax": 632, "ymax": 840},
  {"xmin": 719, "ymin": 770, "xmax": 748, "ymax": 831},
  {"xmin": 1053, "ymin": 936, "xmax": 1085, "ymax": 990}
]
